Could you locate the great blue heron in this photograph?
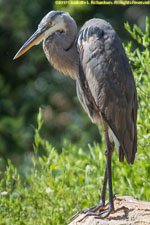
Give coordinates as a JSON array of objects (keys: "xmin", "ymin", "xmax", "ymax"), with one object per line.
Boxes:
[{"xmin": 14, "ymin": 11, "xmax": 137, "ymax": 220}]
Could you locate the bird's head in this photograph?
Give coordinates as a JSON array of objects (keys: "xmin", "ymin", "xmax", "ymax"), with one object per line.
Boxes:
[{"xmin": 13, "ymin": 11, "xmax": 69, "ymax": 59}]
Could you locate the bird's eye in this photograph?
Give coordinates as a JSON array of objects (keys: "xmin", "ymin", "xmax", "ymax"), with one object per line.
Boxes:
[{"xmin": 47, "ymin": 22, "xmax": 52, "ymax": 27}]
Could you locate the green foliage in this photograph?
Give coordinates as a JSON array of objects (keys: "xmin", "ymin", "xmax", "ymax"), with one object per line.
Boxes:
[
  {"xmin": 0, "ymin": 9, "xmax": 150, "ymax": 225},
  {"xmin": 0, "ymin": 1, "xmax": 100, "ymax": 164},
  {"xmin": 124, "ymin": 17, "xmax": 150, "ymax": 164},
  {"xmin": 124, "ymin": 17, "xmax": 150, "ymax": 47},
  {"xmin": 1, "ymin": 49, "xmax": 150, "ymax": 223},
  {"xmin": 0, "ymin": 110, "xmax": 104, "ymax": 224},
  {"xmin": 1, "ymin": 3, "xmax": 149, "ymax": 169}
]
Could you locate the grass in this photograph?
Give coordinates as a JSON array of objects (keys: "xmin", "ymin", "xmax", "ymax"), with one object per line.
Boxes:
[
  {"xmin": 0, "ymin": 108, "xmax": 150, "ymax": 225},
  {"xmin": 0, "ymin": 18, "xmax": 150, "ymax": 225}
]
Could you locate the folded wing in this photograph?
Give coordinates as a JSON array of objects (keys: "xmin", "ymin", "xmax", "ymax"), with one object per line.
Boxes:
[{"xmin": 76, "ymin": 19, "xmax": 137, "ymax": 164}]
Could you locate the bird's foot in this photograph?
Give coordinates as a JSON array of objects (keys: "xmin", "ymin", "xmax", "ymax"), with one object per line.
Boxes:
[
  {"xmin": 69, "ymin": 194, "xmax": 117, "ymax": 222},
  {"xmin": 77, "ymin": 206, "xmax": 114, "ymax": 223},
  {"xmin": 69, "ymin": 202, "xmax": 106, "ymax": 221}
]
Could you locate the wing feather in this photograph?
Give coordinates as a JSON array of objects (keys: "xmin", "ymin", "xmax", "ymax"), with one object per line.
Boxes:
[{"xmin": 77, "ymin": 19, "xmax": 137, "ymax": 164}]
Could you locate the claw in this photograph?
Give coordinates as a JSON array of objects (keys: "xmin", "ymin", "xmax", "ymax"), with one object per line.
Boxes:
[
  {"xmin": 69, "ymin": 194, "xmax": 117, "ymax": 222},
  {"xmin": 69, "ymin": 211, "xmax": 80, "ymax": 221},
  {"xmin": 95, "ymin": 208, "xmax": 114, "ymax": 219},
  {"xmin": 69, "ymin": 208, "xmax": 89, "ymax": 221},
  {"xmin": 69, "ymin": 203, "xmax": 105, "ymax": 221},
  {"xmin": 78, "ymin": 207, "xmax": 114, "ymax": 222},
  {"xmin": 69, "ymin": 207, "xmax": 96, "ymax": 221}
]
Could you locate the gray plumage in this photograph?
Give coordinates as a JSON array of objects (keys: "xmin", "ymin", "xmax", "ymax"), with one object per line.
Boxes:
[
  {"xmin": 77, "ymin": 19, "xmax": 137, "ymax": 164},
  {"xmin": 14, "ymin": 10, "xmax": 138, "ymax": 219},
  {"xmin": 42, "ymin": 12, "xmax": 137, "ymax": 164},
  {"xmin": 43, "ymin": 12, "xmax": 78, "ymax": 79}
]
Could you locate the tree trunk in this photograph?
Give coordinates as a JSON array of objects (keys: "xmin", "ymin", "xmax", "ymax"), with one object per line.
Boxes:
[{"xmin": 68, "ymin": 196, "xmax": 150, "ymax": 225}]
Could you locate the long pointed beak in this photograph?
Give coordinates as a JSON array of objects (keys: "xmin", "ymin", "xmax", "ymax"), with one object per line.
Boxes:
[{"xmin": 13, "ymin": 28, "xmax": 44, "ymax": 60}]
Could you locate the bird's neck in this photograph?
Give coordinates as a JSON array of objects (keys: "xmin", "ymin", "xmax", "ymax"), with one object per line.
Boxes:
[{"xmin": 43, "ymin": 19, "xmax": 79, "ymax": 80}]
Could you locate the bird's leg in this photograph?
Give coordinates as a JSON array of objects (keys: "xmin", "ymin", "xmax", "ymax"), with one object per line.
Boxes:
[
  {"xmin": 69, "ymin": 124, "xmax": 115, "ymax": 222},
  {"xmin": 99, "ymin": 166, "xmax": 107, "ymax": 207},
  {"xmin": 69, "ymin": 166, "xmax": 108, "ymax": 221},
  {"xmin": 69, "ymin": 162, "xmax": 109, "ymax": 221},
  {"xmin": 94, "ymin": 124, "xmax": 115, "ymax": 217},
  {"xmin": 69, "ymin": 137, "xmax": 114, "ymax": 221},
  {"xmin": 86, "ymin": 123, "xmax": 115, "ymax": 216},
  {"xmin": 98, "ymin": 143, "xmax": 114, "ymax": 217},
  {"xmin": 69, "ymin": 144, "xmax": 115, "ymax": 222}
]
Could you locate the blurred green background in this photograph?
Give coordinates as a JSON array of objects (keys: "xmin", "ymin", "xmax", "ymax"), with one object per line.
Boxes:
[{"xmin": 0, "ymin": 1, "xmax": 149, "ymax": 173}]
